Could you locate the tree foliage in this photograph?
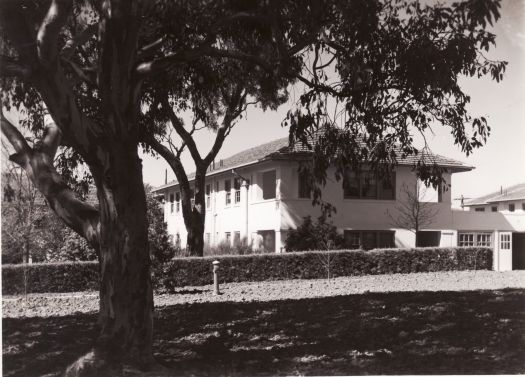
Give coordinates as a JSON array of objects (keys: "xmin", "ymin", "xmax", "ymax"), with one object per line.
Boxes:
[{"xmin": 285, "ymin": 216, "xmax": 345, "ymax": 252}]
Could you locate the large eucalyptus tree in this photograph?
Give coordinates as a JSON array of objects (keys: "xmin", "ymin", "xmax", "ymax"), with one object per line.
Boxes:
[{"xmin": 0, "ymin": 0, "xmax": 505, "ymax": 374}]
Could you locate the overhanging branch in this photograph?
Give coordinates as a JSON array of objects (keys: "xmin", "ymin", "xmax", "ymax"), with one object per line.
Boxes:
[{"xmin": 37, "ymin": 0, "xmax": 73, "ymax": 67}]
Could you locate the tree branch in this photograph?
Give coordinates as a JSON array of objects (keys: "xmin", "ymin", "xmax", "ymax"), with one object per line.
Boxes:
[
  {"xmin": 161, "ymin": 98, "xmax": 203, "ymax": 164},
  {"xmin": 1, "ymin": 113, "xmax": 100, "ymax": 249},
  {"xmin": 37, "ymin": 0, "xmax": 73, "ymax": 67},
  {"xmin": 61, "ymin": 23, "xmax": 97, "ymax": 60}
]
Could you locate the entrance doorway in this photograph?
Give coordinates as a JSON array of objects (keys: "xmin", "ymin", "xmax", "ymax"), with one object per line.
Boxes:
[{"xmin": 512, "ymin": 232, "xmax": 525, "ymax": 270}]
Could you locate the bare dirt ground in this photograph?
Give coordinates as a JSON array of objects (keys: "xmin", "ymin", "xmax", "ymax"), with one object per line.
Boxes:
[
  {"xmin": 3, "ymin": 270, "xmax": 525, "ymax": 318},
  {"xmin": 3, "ymin": 271, "xmax": 525, "ymax": 376}
]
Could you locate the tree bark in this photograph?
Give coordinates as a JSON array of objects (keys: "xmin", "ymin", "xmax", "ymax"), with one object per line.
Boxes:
[
  {"xmin": 65, "ymin": 143, "xmax": 155, "ymax": 375},
  {"xmin": 183, "ymin": 169, "xmax": 206, "ymax": 257}
]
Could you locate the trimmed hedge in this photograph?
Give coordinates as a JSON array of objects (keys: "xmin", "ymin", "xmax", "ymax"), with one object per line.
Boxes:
[
  {"xmin": 162, "ymin": 247, "xmax": 492, "ymax": 291},
  {"xmin": 2, "ymin": 247, "xmax": 492, "ymax": 295},
  {"xmin": 2, "ymin": 261, "xmax": 99, "ymax": 295}
]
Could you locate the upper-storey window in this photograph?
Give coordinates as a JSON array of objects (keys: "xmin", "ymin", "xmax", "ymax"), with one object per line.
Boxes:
[
  {"xmin": 234, "ymin": 178, "xmax": 241, "ymax": 203},
  {"xmin": 343, "ymin": 170, "xmax": 395, "ymax": 200},
  {"xmin": 262, "ymin": 170, "xmax": 276, "ymax": 200},
  {"xmin": 175, "ymin": 192, "xmax": 180, "ymax": 212},
  {"xmin": 225, "ymin": 179, "xmax": 231, "ymax": 205},
  {"xmin": 206, "ymin": 184, "xmax": 211, "ymax": 209},
  {"xmin": 169, "ymin": 193, "xmax": 175, "ymax": 213},
  {"xmin": 298, "ymin": 170, "xmax": 312, "ymax": 199}
]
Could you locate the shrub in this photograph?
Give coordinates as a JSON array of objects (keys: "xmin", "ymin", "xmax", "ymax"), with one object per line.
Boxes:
[
  {"xmin": 2, "ymin": 261, "xmax": 99, "ymax": 295},
  {"xmin": 2, "ymin": 247, "xmax": 492, "ymax": 294},
  {"xmin": 285, "ymin": 216, "xmax": 345, "ymax": 251}
]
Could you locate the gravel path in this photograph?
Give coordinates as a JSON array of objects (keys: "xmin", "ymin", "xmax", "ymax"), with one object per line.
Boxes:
[{"xmin": 3, "ymin": 270, "xmax": 525, "ymax": 318}]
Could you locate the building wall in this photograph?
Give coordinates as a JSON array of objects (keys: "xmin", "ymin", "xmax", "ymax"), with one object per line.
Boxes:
[
  {"xmin": 468, "ymin": 200, "xmax": 525, "ymax": 214},
  {"xmin": 279, "ymin": 161, "xmax": 454, "ymax": 249},
  {"xmin": 158, "ymin": 160, "xmax": 524, "ymax": 270},
  {"xmin": 161, "ymin": 160, "xmax": 284, "ymax": 250}
]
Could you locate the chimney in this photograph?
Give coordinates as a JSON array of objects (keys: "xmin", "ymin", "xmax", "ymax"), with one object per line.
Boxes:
[
  {"xmin": 212, "ymin": 160, "xmax": 215, "ymax": 170},
  {"xmin": 165, "ymin": 169, "xmax": 167, "ymax": 184},
  {"xmin": 219, "ymin": 159, "xmax": 223, "ymax": 167},
  {"xmin": 500, "ymin": 186, "xmax": 503, "ymax": 195}
]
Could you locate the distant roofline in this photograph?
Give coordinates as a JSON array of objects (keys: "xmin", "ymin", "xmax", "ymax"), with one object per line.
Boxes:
[{"xmin": 464, "ymin": 182, "xmax": 525, "ymax": 206}]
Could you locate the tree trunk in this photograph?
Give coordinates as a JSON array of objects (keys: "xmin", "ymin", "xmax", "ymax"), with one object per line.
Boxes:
[
  {"xmin": 65, "ymin": 144, "xmax": 155, "ymax": 375},
  {"xmin": 184, "ymin": 169, "xmax": 206, "ymax": 257}
]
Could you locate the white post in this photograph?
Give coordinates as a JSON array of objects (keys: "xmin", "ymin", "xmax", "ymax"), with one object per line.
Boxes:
[{"xmin": 212, "ymin": 260, "xmax": 220, "ymax": 295}]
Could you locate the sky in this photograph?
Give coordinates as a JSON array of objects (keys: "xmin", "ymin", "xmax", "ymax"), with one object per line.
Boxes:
[{"xmin": 141, "ymin": 0, "xmax": 525, "ymax": 206}]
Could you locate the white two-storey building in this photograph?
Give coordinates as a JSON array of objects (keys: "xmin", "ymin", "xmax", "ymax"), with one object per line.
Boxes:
[{"xmin": 153, "ymin": 137, "xmax": 524, "ymax": 271}]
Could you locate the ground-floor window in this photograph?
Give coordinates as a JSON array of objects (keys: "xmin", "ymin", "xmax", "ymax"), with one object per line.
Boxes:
[
  {"xmin": 343, "ymin": 230, "xmax": 395, "ymax": 250},
  {"xmin": 458, "ymin": 232, "xmax": 492, "ymax": 247},
  {"xmin": 225, "ymin": 232, "xmax": 231, "ymax": 244}
]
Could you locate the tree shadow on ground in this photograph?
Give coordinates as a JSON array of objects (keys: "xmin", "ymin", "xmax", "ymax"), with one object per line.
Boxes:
[{"xmin": 3, "ymin": 289, "xmax": 525, "ymax": 376}]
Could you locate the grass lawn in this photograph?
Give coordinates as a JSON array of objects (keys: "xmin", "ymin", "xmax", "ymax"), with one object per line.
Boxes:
[{"xmin": 3, "ymin": 288, "xmax": 525, "ymax": 376}]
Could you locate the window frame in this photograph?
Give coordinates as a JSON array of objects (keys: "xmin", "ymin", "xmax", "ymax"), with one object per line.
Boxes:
[
  {"xmin": 343, "ymin": 170, "xmax": 396, "ymax": 200},
  {"xmin": 234, "ymin": 178, "xmax": 241, "ymax": 204},
  {"xmin": 343, "ymin": 230, "xmax": 395, "ymax": 250},
  {"xmin": 458, "ymin": 232, "xmax": 492, "ymax": 247},
  {"xmin": 298, "ymin": 169, "xmax": 312, "ymax": 199},
  {"xmin": 262, "ymin": 170, "xmax": 277, "ymax": 200},
  {"xmin": 225, "ymin": 179, "xmax": 231, "ymax": 205}
]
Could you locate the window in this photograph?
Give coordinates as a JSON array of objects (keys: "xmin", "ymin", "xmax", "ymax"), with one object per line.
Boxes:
[
  {"xmin": 475, "ymin": 207, "xmax": 485, "ymax": 212},
  {"xmin": 343, "ymin": 170, "xmax": 395, "ymax": 200},
  {"xmin": 262, "ymin": 170, "xmax": 276, "ymax": 200},
  {"xmin": 343, "ymin": 230, "xmax": 395, "ymax": 250},
  {"xmin": 206, "ymin": 184, "xmax": 211, "ymax": 209},
  {"xmin": 476, "ymin": 233, "xmax": 492, "ymax": 247},
  {"xmin": 458, "ymin": 232, "xmax": 492, "ymax": 247},
  {"xmin": 500, "ymin": 233, "xmax": 511, "ymax": 250},
  {"xmin": 205, "ymin": 233, "xmax": 211, "ymax": 245},
  {"xmin": 175, "ymin": 233, "xmax": 181, "ymax": 248},
  {"xmin": 234, "ymin": 231, "xmax": 241, "ymax": 246},
  {"xmin": 458, "ymin": 233, "xmax": 475, "ymax": 247},
  {"xmin": 175, "ymin": 192, "xmax": 180, "ymax": 212},
  {"xmin": 234, "ymin": 178, "xmax": 241, "ymax": 203},
  {"xmin": 298, "ymin": 170, "xmax": 311, "ymax": 198},
  {"xmin": 509, "ymin": 203, "xmax": 515, "ymax": 212},
  {"xmin": 169, "ymin": 193, "xmax": 175, "ymax": 213},
  {"xmin": 225, "ymin": 232, "xmax": 231, "ymax": 244},
  {"xmin": 491, "ymin": 206, "xmax": 498, "ymax": 212},
  {"xmin": 225, "ymin": 180, "xmax": 231, "ymax": 205}
]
